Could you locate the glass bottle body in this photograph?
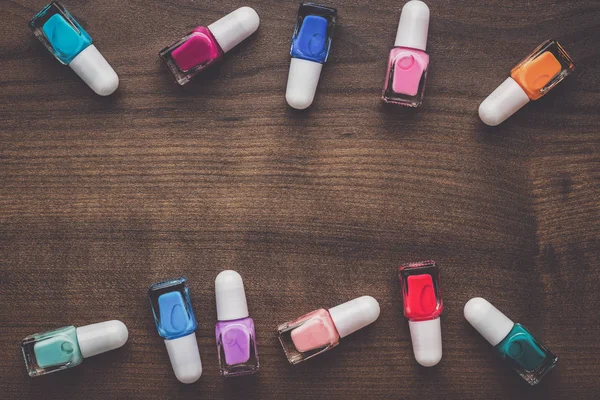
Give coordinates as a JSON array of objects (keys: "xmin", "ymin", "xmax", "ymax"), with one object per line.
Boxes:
[
  {"xmin": 277, "ymin": 308, "xmax": 340, "ymax": 364},
  {"xmin": 21, "ymin": 325, "xmax": 83, "ymax": 377},
  {"xmin": 29, "ymin": 1, "xmax": 92, "ymax": 64},
  {"xmin": 159, "ymin": 26, "xmax": 224, "ymax": 85},
  {"xmin": 383, "ymin": 46, "xmax": 429, "ymax": 107},
  {"xmin": 290, "ymin": 3, "xmax": 337, "ymax": 63},
  {"xmin": 216, "ymin": 317, "xmax": 259, "ymax": 376},
  {"xmin": 510, "ymin": 40, "xmax": 574, "ymax": 100},
  {"xmin": 495, "ymin": 323, "xmax": 557, "ymax": 385},
  {"xmin": 148, "ymin": 277, "xmax": 197, "ymax": 340},
  {"xmin": 398, "ymin": 260, "xmax": 442, "ymax": 320}
]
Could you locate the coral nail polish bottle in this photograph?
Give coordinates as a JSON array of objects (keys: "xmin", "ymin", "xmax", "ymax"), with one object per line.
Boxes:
[
  {"xmin": 29, "ymin": 2, "xmax": 119, "ymax": 95},
  {"xmin": 215, "ymin": 270, "xmax": 259, "ymax": 377},
  {"xmin": 21, "ymin": 321, "xmax": 128, "ymax": 377},
  {"xmin": 160, "ymin": 7, "xmax": 260, "ymax": 85},
  {"xmin": 285, "ymin": 2, "xmax": 338, "ymax": 109},
  {"xmin": 148, "ymin": 277, "xmax": 202, "ymax": 384},
  {"xmin": 277, "ymin": 296, "xmax": 380, "ymax": 364},
  {"xmin": 479, "ymin": 40, "xmax": 575, "ymax": 126},
  {"xmin": 399, "ymin": 260, "xmax": 443, "ymax": 366},
  {"xmin": 464, "ymin": 297, "xmax": 558, "ymax": 385},
  {"xmin": 382, "ymin": 0, "xmax": 430, "ymax": 107}
]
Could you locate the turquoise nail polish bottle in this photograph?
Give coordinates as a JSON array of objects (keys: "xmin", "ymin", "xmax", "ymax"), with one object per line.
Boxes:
[
  {"xmin": 464, "ymin": 298, "xmax": 557, "ymax": 385},
  {"xmin": 29, "ymin": 2, "xmax": 119, "ymax": 95},
  {"xmin": 21, "ymin": 321, "xmax": 128, "ymax": 377}
]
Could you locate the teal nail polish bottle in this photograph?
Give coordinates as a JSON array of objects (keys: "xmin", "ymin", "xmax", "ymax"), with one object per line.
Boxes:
[
  {"xmin": 29, "ymin": 2, "xmax": 119, "ymax": 95},
  {"xmin": 464, "ymin": 297, "xmax": 557, "ymax": 385},
  {"xmin": 21, "ymin": 321, "xmax": 128, "ymax": 377}
]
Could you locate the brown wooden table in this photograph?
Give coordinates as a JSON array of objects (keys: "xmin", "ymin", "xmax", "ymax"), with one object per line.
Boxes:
[{"xmin": 1, "ymin": 0, "xmax": 599, "ymax": 399}]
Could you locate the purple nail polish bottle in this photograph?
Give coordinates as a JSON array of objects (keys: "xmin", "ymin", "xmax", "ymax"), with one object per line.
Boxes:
[{"xmin": 215, "ymin": 270, "xmax": 259, "ymax": 377}]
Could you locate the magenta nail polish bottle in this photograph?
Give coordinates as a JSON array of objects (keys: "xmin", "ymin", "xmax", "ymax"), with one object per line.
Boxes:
[
  {"xmin": 159, "ymin": 7, "xmax": 260, "ymax": 85},
  {"xmin": 215, "ymin": 270, "xmax": 259, "ymax": 377},
  {"xmin": 382, "ymin": 0, "xmax": 430, "ymax": 107}
]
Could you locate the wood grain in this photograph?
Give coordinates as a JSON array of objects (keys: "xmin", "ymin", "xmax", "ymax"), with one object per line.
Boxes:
[{"xmin": 1, "ymin": 0, "xmax": 599, "ymax": 399}]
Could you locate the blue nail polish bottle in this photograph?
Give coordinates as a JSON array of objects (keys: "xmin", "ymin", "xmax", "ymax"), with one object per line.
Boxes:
[
  {"xmin": 148, "ymin": 277, "xmax": 203, "ymax": 384},
  {"xmin": 464, "ymin": 298, "xmax": 558, "ymax": 385},
  {"xmin": 29, "ymin": 2, "xmax": 119, "ymax": 95},
  {"xmin": 285, "ymin": 3, "xmax": 338, "ymax": 109}
]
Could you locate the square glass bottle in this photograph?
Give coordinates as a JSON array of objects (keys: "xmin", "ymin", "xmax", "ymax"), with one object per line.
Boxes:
[
  {"xmin": 215, "ymin": 270, "xmax": 259, "ymax": 377},
  {"xmin": 148, "ymin": 277, "xmax": 197, "ymax": 339},
  {"xmin": 277, "ymin": 296, "xmax": 380, "ymax": 364},
  {"xmin": 285, "ymin": 2, "xmax": 337, "ymax": 109},
  {"xmin": 29, "ymin": 2, "xmax": 118, "ymax": 95},
  {"xmin": 216, "ymin": 318, "xmax": 259, "ymax": 376},
  {"xmin": 382, "ymin": 1, "xmax": 431, "ymax": 107},
  {"xmin": 510, "ymin": 40, "xmax": 575, "ymax": 100},
  {"xmin": 479, "ymin": 39, "xmax": 575, "ymax": 126},
  {"xmin": 159, "ymin": 27, "xmax": 224, "ymax": 85},
  {"xmin": 278, "ymin": 308, "xmax": 340, "ymax": 364},
  {"xmin": 21, "ymin": 326, "xmax": 83, "ymax": 377},
  {"xmin": 398, "ymin": 260, "xmax": 443, "ymax": 366},
  {"xmin": 464, "ymin": 297, "xmax": 557, "ymax": 386},
  {"xmin": 495, "ymin": 323, "xmax": 558, "ymax": 385},
  {"xmin": 148, "ymin": 277, "xmax": 203, "ymax": 383},
  {"xmin": 159, "ymin": 7, "xmax": 259, "ymax": 85},
  {"xmin": 29, "ymin": 2, "xmax": 92, "ymax": 64},
  {"xmin": 21, "ymin": 320, "xmax": 128, "ymax": 377},
  {"xmin": 290, "ymin": 3, "xmax": 337, "ymax": 63},
  {"xmin": 398, "ymin": 260, "xmax": 442, "ymax": 321}
]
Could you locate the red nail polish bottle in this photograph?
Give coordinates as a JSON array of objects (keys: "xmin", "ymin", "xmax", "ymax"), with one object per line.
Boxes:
[{"xmin": 399, "ymin": 260, "xmax": 443, "ymax": 366}]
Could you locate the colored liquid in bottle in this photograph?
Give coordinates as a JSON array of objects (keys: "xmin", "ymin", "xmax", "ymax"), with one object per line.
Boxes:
[
  {"xmin": 220, "ymin": 324, "xmax": 251, "ymax": 365},
  {"xmin": 292, "ymin": 15, "xmax": 328, "ymax": 62},
  {"xmin": 171, "ymin": 28, "xmax": 222, "ymax": 72},
  {"xmin": 405, "ymin": 274, "xmax": 437, "ymax": 318},
  {"xmin": 158, "ymin": 291, "xmax": 195, "ymax": 337},
  {"xmin": 497, "ymin": 325, "xmax": 547, "ymax": 371},
  {"xmin": 290, "ymin": 314, "xmax": 339, "ymax": 352},
  {"xmin": 511, "ymin": 51, "xmax": 562, "ymax": 99}
]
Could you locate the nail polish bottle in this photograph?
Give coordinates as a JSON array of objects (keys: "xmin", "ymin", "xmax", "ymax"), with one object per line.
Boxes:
[
  {"xmin": 382, "ymin": 0, "xmax": 430, "ymax": 107},
  {"xmin": 479, "ymin": 40, "xmax": 575, "ymax": 126},
  {"xmin": 148, "ymin": 277, "xmax": 202, "ymax": 384},
  {"xmin": 464, "ymin": 297, "xmax": 558, "ymax": 385},
  {"xmin": 277, "ymin": 296, "xmax": 380, "ymax": 364},
  {"xmin": 285, "ymin": 3, "xmax": 338, "ymax": 110},
  {"xmin": 29, "ymin": 2, "xmax": 119, "ymax": 96},
  {"xmin": 215, "ymin": 270, "xmax": 259, "ymax": 377},
  {"xmin": 399, "ymin": 260, "xmax": 443, "ymax": 366},
  {"xmin": 21, "ymin": 320, "xmax": 128, "ymax": 377},
  {"xmin": 159, "ymin": 7, "xmax": 260, "ymax": 85}
]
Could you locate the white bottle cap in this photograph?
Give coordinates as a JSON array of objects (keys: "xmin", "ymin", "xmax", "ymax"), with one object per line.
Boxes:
[
  {"xmin": 69, "ymin": 45, "xmax": 119, "ymax": 96},
  {"xmin": 394, "ymin": 0, "xmax": 430, "ymax": 50},
  {"xmin": 464, "ymin": 297, "xmax": 514, "ymax": 346},
  {"xmin": 164, "ymin": 333, "xmax": 202, "ymax": 384},
  {"xmin": 408, "ymin": 318, "xmax": 442, "ymax": 367},
  {"xmin": 328, "ymin": 296, "xmax": 380, "ymax": 338},
  {"xmin": 76, "ymin": 320, "xmax": 128, "ymax": 358},
  {"xmin": 479, "ymin": 77, "xmax": 531, "ymax": 126},
  {"xmin": 208, "ymin": 7, "xmax": 260, "ymax": 54},
  {"xmin": 215, "ymin": 270, "xmax": 249, "ymax": 321},
  {"xmin": 286, "ymin": 58, "xmax": 323, "ymax": 110}
]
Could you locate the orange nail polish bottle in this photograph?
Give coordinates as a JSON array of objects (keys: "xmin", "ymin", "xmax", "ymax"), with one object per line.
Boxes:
[{"xmin": 479, "ymin": 40, "xmax": 575, "ymax": 126}]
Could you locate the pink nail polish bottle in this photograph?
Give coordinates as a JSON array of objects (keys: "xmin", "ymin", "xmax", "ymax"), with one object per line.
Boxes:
[
  {"xmin": 277, "ymin": 296, "xmax": 380, "ymax": 364},
  {"xmin": 159, "ymin": 7, "xmax": 260, "ymax": 85},
  {"xmin": 382, "ymin": 0, "xmax": 430, "ymax": 107}
]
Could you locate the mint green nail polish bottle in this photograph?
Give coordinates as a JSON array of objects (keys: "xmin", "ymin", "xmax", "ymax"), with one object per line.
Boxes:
[
  {"xmin": 21, "ymin": 321, "xmax": 128, "ymax": 377},
  {"xmin": 464, "ymin": 297, "xmax": 557, "ymax": 386}
]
